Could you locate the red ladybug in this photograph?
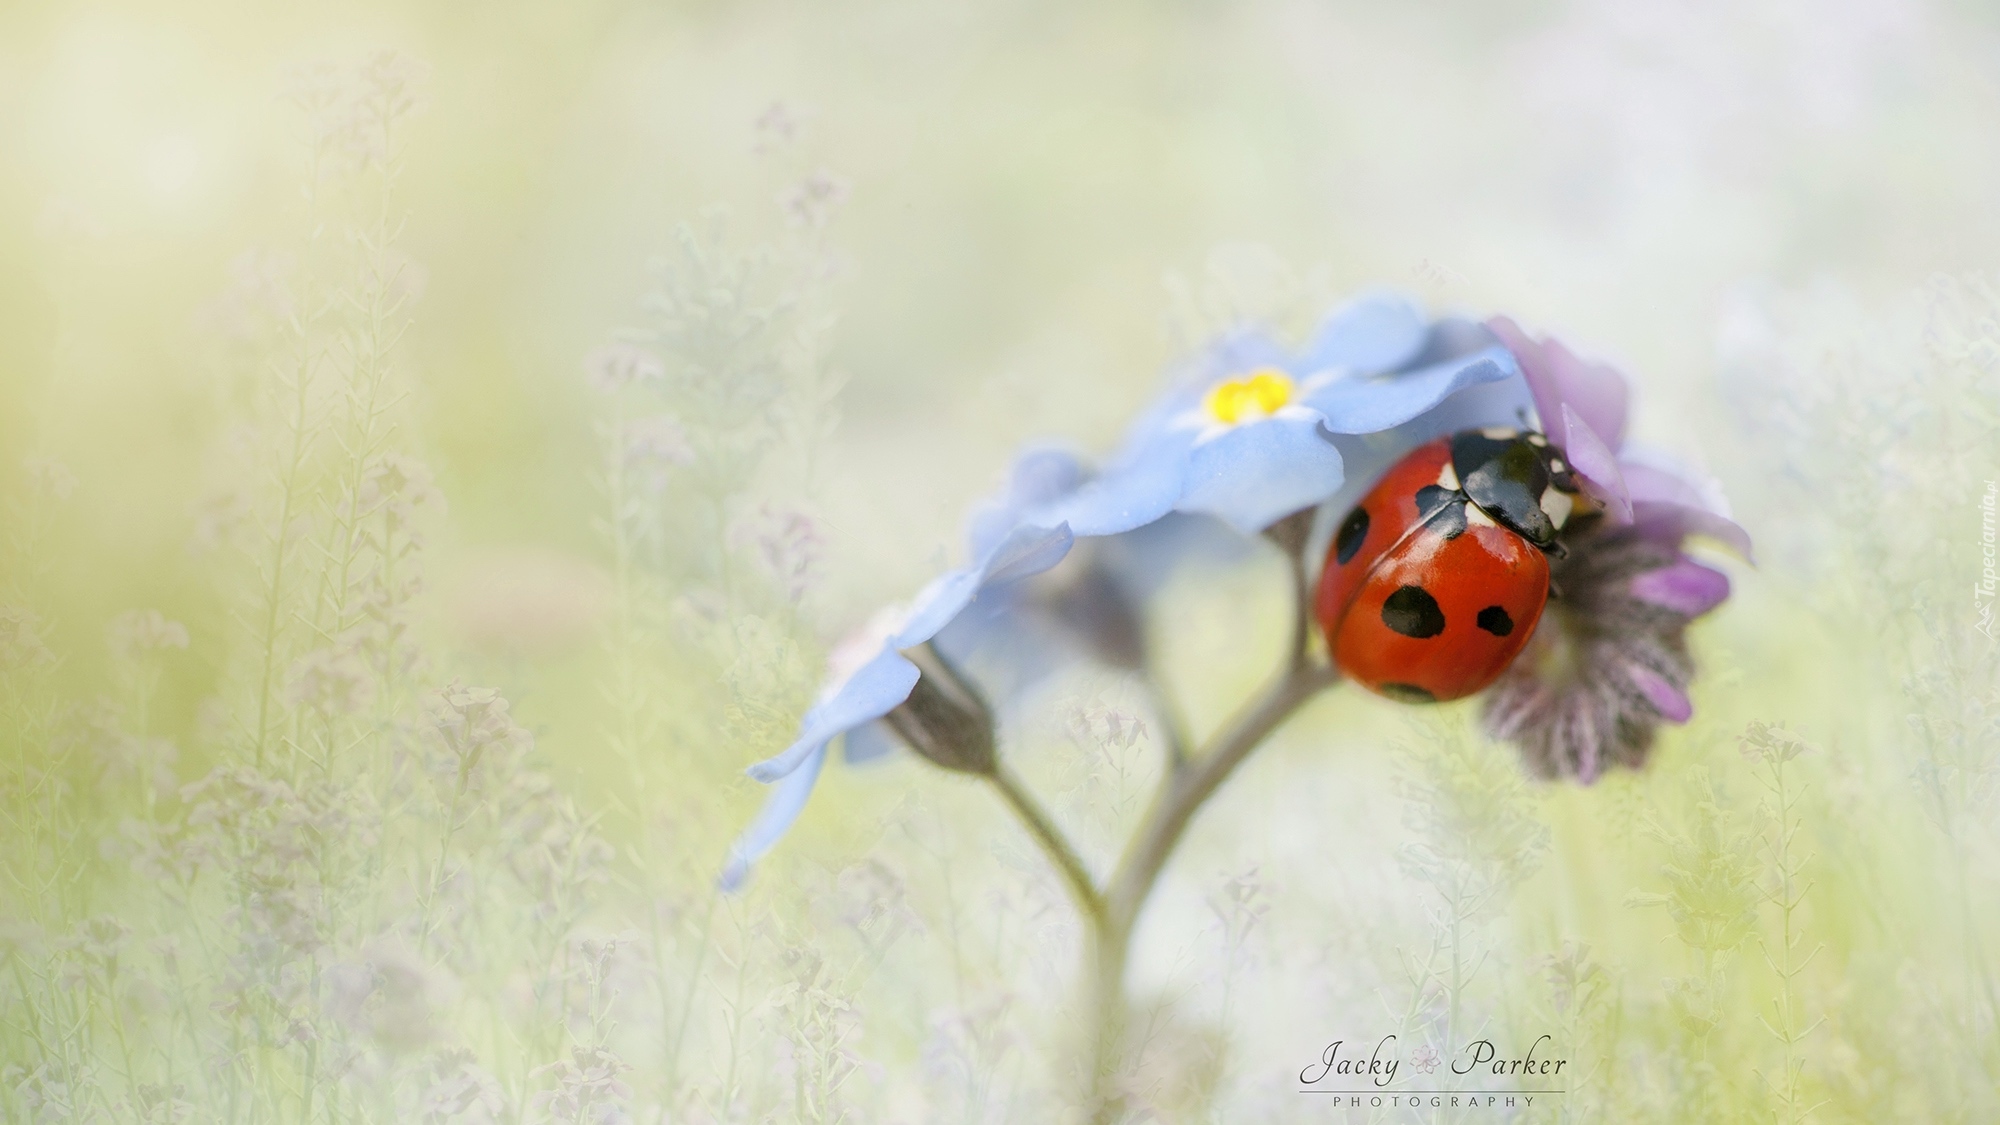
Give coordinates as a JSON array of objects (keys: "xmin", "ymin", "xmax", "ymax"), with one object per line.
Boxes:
[{"xmin": 1316, "ymin": 428, "xmax": 1588, "ymax": 703}]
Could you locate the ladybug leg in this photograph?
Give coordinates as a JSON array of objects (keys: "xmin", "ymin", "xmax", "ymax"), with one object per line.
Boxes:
[{"xmin": 1543, "ymin": 539, "xmax": 1568, "ymax": 561}]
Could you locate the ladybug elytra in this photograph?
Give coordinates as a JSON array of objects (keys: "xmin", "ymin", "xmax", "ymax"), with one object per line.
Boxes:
[{"xmin": 1315, "ymin": 428, "xmax": 1590, "ymax": 703}]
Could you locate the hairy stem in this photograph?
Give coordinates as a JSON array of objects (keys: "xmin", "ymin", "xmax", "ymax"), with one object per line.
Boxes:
[
  {"xmin": 989, "ymin": 765, "xmax": 1104, "ymax": 924},
  {"xmin": 1084, "ymin": 521, "xmax": 1336, "ymax": 1121}
]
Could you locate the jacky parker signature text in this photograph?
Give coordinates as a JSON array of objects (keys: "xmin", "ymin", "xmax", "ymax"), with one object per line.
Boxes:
[{"xmin": 1300, "ymin": 1034, "xmax": 1567, "ymax": 1090}]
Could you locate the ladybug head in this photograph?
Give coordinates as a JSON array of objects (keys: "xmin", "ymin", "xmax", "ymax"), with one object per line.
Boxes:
[{"xmin": 1448, "ymin": 428, "xmax": 1589, "ymax": 551}]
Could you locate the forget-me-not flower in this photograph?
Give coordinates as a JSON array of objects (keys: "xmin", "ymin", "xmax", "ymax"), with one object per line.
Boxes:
[
  {"xmin": 722, "ymin": 293, "xmax": 1532, "ymax": 886},
  {"xmin": 1024, "ymin": 292, "xmax": 1522, "ymax": 537}
]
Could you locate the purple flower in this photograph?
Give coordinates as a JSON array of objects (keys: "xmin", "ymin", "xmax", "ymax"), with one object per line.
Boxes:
[{"xmin": 1480, "ymin": 319, "xmax": 1749, "ymax": 782}]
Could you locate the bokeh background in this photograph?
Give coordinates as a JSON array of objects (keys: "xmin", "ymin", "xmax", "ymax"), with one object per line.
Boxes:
[{"xmin": 3, "ymin": 1, "xmax": 1998, "ymax": 1121}]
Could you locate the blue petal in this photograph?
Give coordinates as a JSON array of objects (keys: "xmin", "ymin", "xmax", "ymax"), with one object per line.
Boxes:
[
  {"xmin": 1307, "ymin": 345, "xmax": 1519, "ymax": 434},
  {"xmin": 1096, "ymin": 511, "xmax": 1255, "ymax": 604},
  {"xmin": 1211, "ymin": 329, "xmax": 1293, "ymax": 375},
  {"xmin": 746, "ymin": 646, "xmax": 919, "ymax": 782},
  {"xmin": 1178, "ymin": 413, "xmax": 1346, "ymax": 533},
  {"xmin": 980, "ymin": 522, "xmax": 1075, "ymax": 586},
  {"xmin": 841, "ymin": 721, "xmax": 897, "ymax": 765},
  {"xmin": 1297, "ymin": 291, "xmax": 1428, "ymax": 374},
  {"xmin": 890, "ymin": 566, "xmax": 986, "ymax": 650},
  {"xmin": 720, "ymin": 741, "xmax": 829, "ymax": 891},
  {"xmin": 966, "ymin": 448, "xmax": 1087, "ymax": 558},
  {"xmin": 1031, "ymin": 433, "xmax": 1192, "ymax": 538}
]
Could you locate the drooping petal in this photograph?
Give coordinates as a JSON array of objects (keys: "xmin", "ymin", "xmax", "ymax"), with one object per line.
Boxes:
[
  {"xmin": 979, "ymin": 522, "xmax": 1075, "ymax": 587},
  {"xmin": 1305, "ymin": 346, "xmax": 1517, "ymax": 434},
  {"xmin": 1617, "ymin": 444, "xmax": 1734, "ymax": 519},
  {"xmin": 1543, "ymin": 338, "xmax": 1630, "ymax": 450},
  {"xmin": 746, "ymin": 647, "xmax": 919, "ymax": 782},
  {"xmin": 1178, "ymin": 409, "xmax": 1346, "ymax": 533},
  {"xmin": 1629, "ymin": 558, "xmax": 1732, "ymax": 617},
  {"xmin": 1630, "ymin": 500, "xmax": 1755, "ymax": 563},
  {"xmin": 1619, "ymin": 461, "xmax": 1710, "ymax": 511},
  {"xmin": 1030, "ymin": 434, "xmax": 1192, "ymax": 538},
  {"xmin": 966, "ymin": 448, "xmax": 1087, "ymax": 558},
  {"xmin": 1488, "ymin": 316, "xmax": 1630, "ymax": 450},
  {"xmin": 1297, "ymin": 291, "xmax": 1429, "ymax": 375},
  {"xmin": 841, "ymin": 721, "xmax": 897, "ymax": 765},
  {"xmin": 1558, "ymin": 403, "xmax": 1632, "ymax": 523},
  {"xmin": 720, "ymin": 741, "xmax": 829, "ymax": 891},
  {"xmin": 891, "ymin": 566, "xmax": 987, "ymax": 650}
]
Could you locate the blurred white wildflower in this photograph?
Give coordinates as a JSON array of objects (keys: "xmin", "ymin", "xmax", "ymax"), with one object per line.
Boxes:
[
  {"xmin": 84, "ymin": 714, "xmax": 179, "ymax": 797},
  {"xmin": 324, "ymin": 936, "xmax": 459, "ymax": 1054},
  {"xmin": 358, "ymin": 453, "xmax": 443, "ymax": 532},
  {"xmin": 426, "ymin": 682, "xmax": 532, "ymax": 789},
  {"xmin": 125, "ymin": 1082, "xmax": 196, "ymax": 1124},
  {"xmin": 0, "ymin": 606, "xmax": 55, "ymax": 669},
  {"xmin": 189, "ymin": 488, "xmax": 252, "ymax": 551},
  {"xmin": 835, "ymin": 857, "xmax": 924, "ymax": 957},
  {"xmin": 195, "ymin": 248, "xmax": 297, "ymax": 341},
  {"xmin": 615, "ymin": 414, "xmax": 697, "ymax": 497},
  {"xmin": 22, "ymin": 456, "xmax": 77, "ymax": 502},
  {"xmin": 729, "ymin": 504, "xmax": 824, "ymax": 602},
  {"xmin": 751, "ymin": 100, "xmax": 806, "ymax": 154},
  {"xmin": 107, "ymin": 610, "xmax": 190, "ymax": 661},
  {"xmin": 286, "ymin": 50, "xmax": 431, "ymax": 177},
  {"xmin": 422, "ymin": 1049, "xmax": 508, "ymax": 1124},
  {"xmin": 286, "ymin": 645, "xmax": 376, "ymax": 716},
  {"xmin": 528, "ymin": 1046, "xmax": 633, "ymax": 1125},
  {"xmin": 584, "ymin": 341, "xmax": 666, "ymax": 393},
  {"xmin": 781, "ymin": 170, "xmax": 851, "ymax": 229}
]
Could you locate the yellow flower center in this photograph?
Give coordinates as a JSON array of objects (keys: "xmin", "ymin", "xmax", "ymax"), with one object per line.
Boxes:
[{"xmin": 1203, "ymin": 368, "xmax": 1295, "ymax": 425}]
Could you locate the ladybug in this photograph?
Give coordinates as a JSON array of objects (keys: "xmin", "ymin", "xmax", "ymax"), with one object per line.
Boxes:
[{"xmin": 1315, "ymin": 428, "xmax": 1589, "ymax": 703}]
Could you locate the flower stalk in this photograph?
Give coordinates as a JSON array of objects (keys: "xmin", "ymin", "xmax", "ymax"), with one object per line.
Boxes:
[{"xmin": 974, "ymin": 517, "xmax": 1338, "ymax": 1121}]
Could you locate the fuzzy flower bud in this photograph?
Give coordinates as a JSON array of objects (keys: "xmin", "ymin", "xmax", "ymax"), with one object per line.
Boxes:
[{"xmin": 882, "ymin": 644, "xmax": 997, "ymax": 776}]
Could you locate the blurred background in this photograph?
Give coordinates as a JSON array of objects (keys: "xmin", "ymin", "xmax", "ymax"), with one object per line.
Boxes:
[{"xmin": 2, "ymin": 0, "xmax": 1997, "ymax": 1121}]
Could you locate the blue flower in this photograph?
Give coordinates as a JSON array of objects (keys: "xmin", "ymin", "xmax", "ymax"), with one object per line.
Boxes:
[
  {"xmin": 722, "ymin": 292, "xmax": 1527, "ymax": 887},
  {"xmin": 1024, "ymin": 292, "xmax": 1521, "ymax": 537},
  {"xmin": 720, "ymin": 518, "xmax": 1073, "ymax": 889}
]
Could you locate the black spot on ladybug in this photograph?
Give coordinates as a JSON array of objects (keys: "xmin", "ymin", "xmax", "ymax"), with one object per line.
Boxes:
[
  {"xmin": 1334, "ymin": 507, "xmax": 1369, "ymax": 565},
  {"xmin": 1382, "ymin": 585, "xmax": 1446, "ymax": 638},
  {"xmin": 1378, "ymin": 682, "xmax": 1437, "ymax": 703},
  {"xmin": 1476, "ymin": 605, "xmax": 1514, "ymax": 636}
]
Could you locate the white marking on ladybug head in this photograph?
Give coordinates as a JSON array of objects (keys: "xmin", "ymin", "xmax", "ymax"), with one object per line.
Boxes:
[
  {"xmin": 1481, "ymin": 426, "xmax": 1517, "ymax": 441},
  {"xmin": 1526, "ymin": 433, "xmax": 1547, "ymax": 446},
  {"xmin": 1540, "ymin": 486, "xmax": 1573, "ymax": 529},
  {"xmin": 1464, "ymin": 504, "xmax": 1498, "ymax": 528},
  {"xmin": 1548, "ymin": 457, "xmax": 1566, "ymax": 473},
  {"xmin": 1436, "ymin": 462, "xmax": 1461, "ymax": 491}
]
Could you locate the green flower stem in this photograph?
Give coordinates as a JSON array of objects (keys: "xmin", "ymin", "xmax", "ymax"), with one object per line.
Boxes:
[
  {"xmin": 1085, "ymin": 657, "xmax": 1338, "ymax": 1119},
  {"xmin": 989, "ymin": 764, "xmax": 1106, "ymax": 925},
  {"xmin": 982, "ymin": 518, "xmax": 1338, "ymax": 1122}
]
